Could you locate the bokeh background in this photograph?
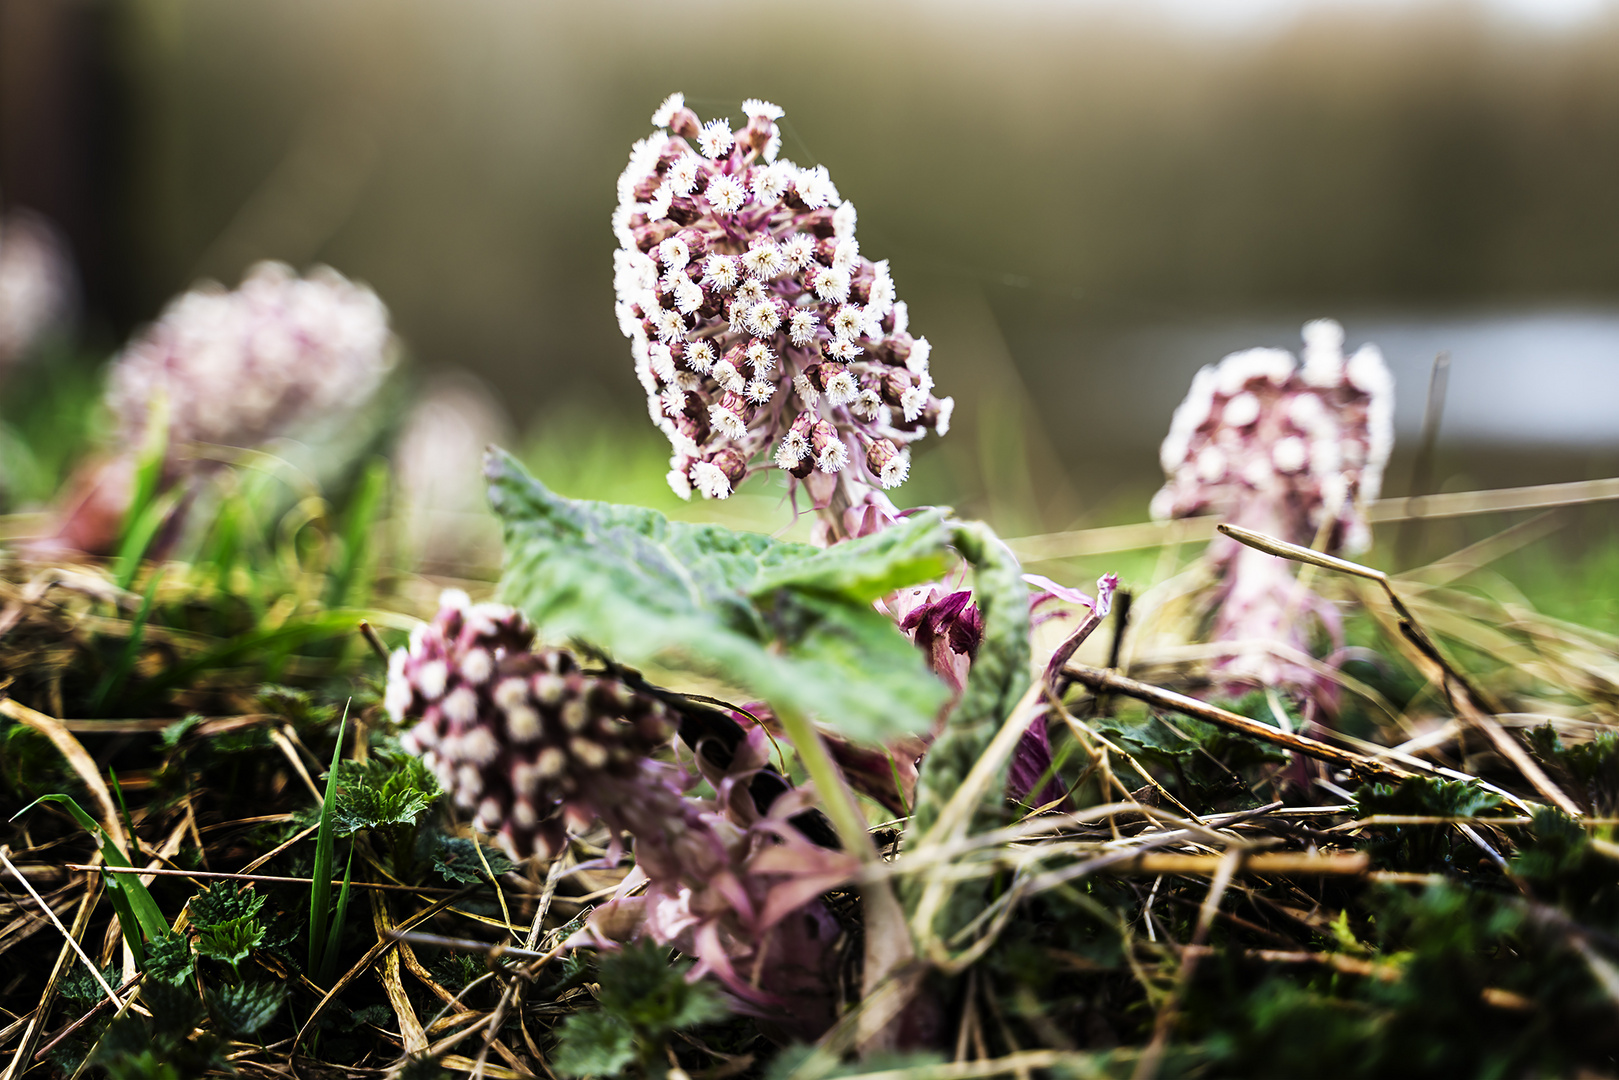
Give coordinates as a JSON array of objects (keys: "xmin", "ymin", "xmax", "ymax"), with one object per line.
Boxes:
[{"xmin": 3, "ymin": 0, "xmax": 1617, "ymax": 553}]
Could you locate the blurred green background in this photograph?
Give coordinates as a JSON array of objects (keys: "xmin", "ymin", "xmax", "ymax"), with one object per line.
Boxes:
[{"xmin": 3, "ymin": 0, "xmax": 1617, "ymax": 540}]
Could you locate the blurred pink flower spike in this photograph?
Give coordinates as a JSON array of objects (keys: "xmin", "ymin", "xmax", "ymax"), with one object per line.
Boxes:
[
  {"xmin": 614, "ymin": 95, "xmax": 952, "ymax": 501},
  {"xmin": 1150, "ymin": 319, "xmax": 1393, "ymax": 708}
]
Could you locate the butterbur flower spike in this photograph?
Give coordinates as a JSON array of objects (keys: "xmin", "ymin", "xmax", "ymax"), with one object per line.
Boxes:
[
  {"xmin": 1151, "ymin": 319, "xmax": 1394, "ymax": 704},
  {"xmin": 388, "ymin": 590, "xmax": 677, "ymax": 859},
  {"xmin": 106, "ymin": 260, "xmax": 395, "ymax": 457},
  {"xmin": 614, "ymin": 95, "xmax": 952, "ymax": 500}
]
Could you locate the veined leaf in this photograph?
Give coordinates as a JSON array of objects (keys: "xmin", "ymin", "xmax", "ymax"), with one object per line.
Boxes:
[{"xmin": 486, "ymin": 450, "xmax": 951, "ymax": 741}]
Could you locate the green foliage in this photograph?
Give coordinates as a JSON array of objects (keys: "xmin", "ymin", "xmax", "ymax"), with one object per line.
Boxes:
[
  {"xmin": 60, "ymin": 964, "xmax": 122, "ymax": 1009},
  {"xmin": 909, "ymin": 520, "xmax": 1034, "ymax": 839},
  {"xmin": 309, "ymin": 703, "xmax": 350, "ymax": 981},
  {"xmin": 764, "ymin": 1047, "xmax": 949, "ymax": 1080},
  {"xmin": 97, "ymin": 980, "xmax": 227, "ymax": 1080},
  {"xmin": 145, "ymin": 934, "xmax": 196, "ymax": 985},
  {"xmin": 1526, "ymin": 725, "xmax": 1619, "ymax": 816},
  {"xmin": 488, "ymin": 450, "xmax": 951, "ymax": 742},
  {"xmin": 428, "ymin": 834, "xmax": 516, "ymax": 884},
  {"xmin": 552, "ymin": 1011, "xmax": 637, "ymax": 1079},
  {"xmin": 1094, "ymin": 707, "xmax": 1288, "ymax": 808},
  {"xmin": 190, "ymin": 882, "xmax": 267, "ymax": 971},
  {"xmin": 331, "ymin": 751, "xmax": 441, "ymax": 837},
  {"xmin": 551, "ymin": 942, "xmax": 728, "ymax": 1079},
  {"xmin": 205, "ymin": 979, "xmax": 287, "ymax": 1038},
  {"xmin": 12, "ymin": 794, "xmax": 169, "ymax": 966},
  {"xmin": 1510, "ymin": 808, "xmax": 1619, "ymax": 924},
  {"xmin": 1354, "ymin": 776, "xmax": 1507, "ymax": 873}
]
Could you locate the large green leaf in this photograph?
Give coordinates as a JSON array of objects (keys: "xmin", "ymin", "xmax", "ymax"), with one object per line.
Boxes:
[{"xmin": 486, "ymin": 449, "xmax": 951, "ymax": 741}]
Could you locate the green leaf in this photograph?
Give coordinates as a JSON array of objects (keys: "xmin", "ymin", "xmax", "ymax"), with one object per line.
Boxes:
[
  {"xmin": 551, "ymin": 1010, "xmax": 637, "ymax": 1079},
  {"xmin": 908, "ymin": 521, "xmax": 1033, "ymax": 839},
  {"xmin": 191, "ymin": 880, "xmax": 267, "ymax": 927},
  {"xmin": 331, "ymin": 752, "xmax": 441, "ymax": 836},
  {"xmin": 430, "ymin": 835, "xmax": 517, "ymax": 885},
  {"xmin": 144, "ymin": 935, "xmax": 195, "ymax": 985},
  {"xmin": 487, "ymin": 450, "xmax": 951, "ymax": 741},
  {"xmin": 319, "ymin": 847, "xmax": 355, "ymax": 986},
  {"xmin": 205, "ymin": 979, "xmax": 286, "ymax": 1038},
  {"xmin": 592, "ymin": 940, "xmax": 729, "ymax": 1033},
  {"xmin": 191, "ymin": 883, "xmax": 266, "ymax": 970}
]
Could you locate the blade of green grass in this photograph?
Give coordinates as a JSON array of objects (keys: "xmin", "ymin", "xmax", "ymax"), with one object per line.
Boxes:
[
  {"xmin": 318, "ymin": 847, "xmax": 355, "ymax": 986},
  {"xmin": 112, "ymin": 487, "xmax": 182, "ymax": 592},
  {"xmin": 308, "ymin": 701, "xmax": 349, "ymax": 979},
  {"xmin": 12, "ymin": 793, "xmax": 168, "ymax": 963},
  {"xmin": 116, "ymin": 390, "xmax": 169, "ymax": 558}
]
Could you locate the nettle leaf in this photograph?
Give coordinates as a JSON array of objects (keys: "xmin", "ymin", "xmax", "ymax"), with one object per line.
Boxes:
[
  {"xmin": 144, "ymin": 935, "xmax": 195, "ymax": 985},
  {"xmin": 332, "ymin": 751, "xmax": 441, "ymax": 837},
  {"xmin": 205, "ymin": 979, "xmax": 286, "ymax": 1038},
  {"xmin": 429, "ymin": 835, "xmax": 517, "ymax": 884},
  {"xmin": 551, "ymin": 1010, "xmax": 637, "ymax": 1079},
  {"xmin": 190, "ymin": 883, "xmax": 266, "ymax": 968},
  {"xmin": 487, "ymin": 450, "xmax": 951, "ymax": 741}
]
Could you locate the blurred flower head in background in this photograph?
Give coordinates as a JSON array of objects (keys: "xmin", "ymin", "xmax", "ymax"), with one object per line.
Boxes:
[
  {"xmin": 105, "ymin": 260, "xmax": 395, "ymax": 457},
  {"xmin": 612, "ymin": 94, "xmax": 953, "ymax": 501},
  {"xmin": 1152, "ymin": 319, "xmax": 1394, "ymax": 704},
  {"xmin": 0, "ymin": 207, "xmax": 78, "ymax": 369}
]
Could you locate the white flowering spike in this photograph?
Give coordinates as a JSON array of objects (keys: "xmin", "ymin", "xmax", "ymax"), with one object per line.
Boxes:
[
  {"xmin": 789, "ymin": 310, "xmax": 819, "ymax": 347},
  {"xmin": 1151, "ymin": 320, "xmax": 1395, "ymax": 705},
  {"xmin": 0, "ymin": 211, "xmax": 76, "ymax": 368},
  {"xmin": 611, "ymin": 97, "xmax": 952, "ymax": 499},
  {"xmin": 390, "ymin": 596, "xmax": 676, "ymax": 859},
  {"xmin": 666, "ymin": 155, "xmax": 701, "ymax": 196}
]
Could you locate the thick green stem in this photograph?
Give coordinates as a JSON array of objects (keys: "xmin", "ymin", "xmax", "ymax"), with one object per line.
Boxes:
[{"xmin": 773, "ymin": 701, "xmax": 878, "ymax": 861}]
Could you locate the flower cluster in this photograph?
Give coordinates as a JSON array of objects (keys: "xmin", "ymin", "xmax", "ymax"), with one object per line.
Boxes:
[
  {"xmin": 612, "ymin": 94, "xmax": 953, "ymax": 501},
  {"xmin": 388, "ymin": 590, "xmax": 677, "ymax": 859},
  {"xmin": 105, "ymin": 260, "xmax": 395, "ymax": 455},
  {"xmin": 389, "ymin": 592, "xmax": 850, "ymax": 1031},
  {"xmin": 1151, "ymin": 318, "xmax": 1393, "ymax": 553},
  {"xmin": 0, "ymin": 208, "xmax": 76, "ymax": 368},
  {"xmin": 1150, "ymin": 319, "xmax": 1394, "ymax": 702}
]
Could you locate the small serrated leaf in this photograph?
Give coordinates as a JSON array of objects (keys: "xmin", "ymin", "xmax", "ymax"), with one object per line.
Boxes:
[{"xmin": 205, "ymin": 979, "xmax": 286, "ymax": 1038}]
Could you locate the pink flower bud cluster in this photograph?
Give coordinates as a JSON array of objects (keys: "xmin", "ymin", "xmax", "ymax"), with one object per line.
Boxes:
[
  {"xmin": 1150, "ymin": 319, "xmax": 1393, "ymax": 554},
  {"xmin": 387, "ymin": 590, "xmax": 676, "ymax": 859},
  {"xmin": 612, "ymin": 94, "xmax": 953, "ymax": 501},
  {"xmin": 1150, "ymin": 320, "xmax": 1395, "ymax": 704},
  {"xmin": 106, "ymin": 260, "xmax": 395, "ymax": 455}
]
